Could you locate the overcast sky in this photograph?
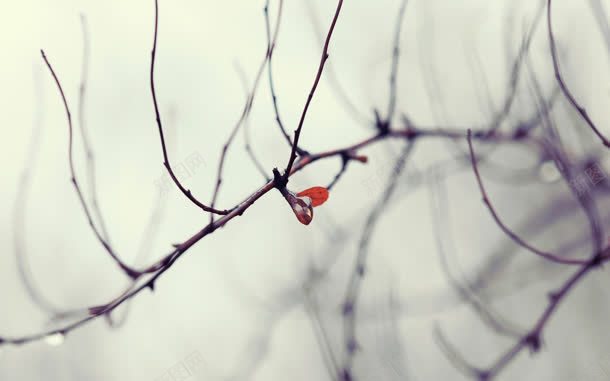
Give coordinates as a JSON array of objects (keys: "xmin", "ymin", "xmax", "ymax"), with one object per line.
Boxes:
[{"xmin": 2, "ymin": 1, "xmax": 610, "ymax": 380}]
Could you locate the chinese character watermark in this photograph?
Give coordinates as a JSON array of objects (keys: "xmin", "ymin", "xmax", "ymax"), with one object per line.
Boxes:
[
  {"xmin": 568, "ymin": 163, "xmax": 607, "ymax": 197},
  {"xmin": 154, "ymin": 351, "xmax": 207, "ymax": 381},
  {"xmin": 154, "ymin": 151, "xmax": 206, "ymax": 197}
]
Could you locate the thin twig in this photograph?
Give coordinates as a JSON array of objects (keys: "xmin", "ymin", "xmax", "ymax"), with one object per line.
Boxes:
[
  {"xmin": 234, "ymin": 61, "xmax": 269, "ymax": 180},
  {"xmin": 109, "ymin": 106, "xmax": 179, "ymax": 328},
  {"xmin": 264, "ymin": 0, "xmax": 307, "ymax": 155},
  {"xmin": 326, "ymin": 153, "xmax": 350, "ymax": 191},
  {"xmin": 386, "ymin": 0, "xmax": 409, "ymax": 124},
  {"xmin": 588, "ymin": 0, "xmax": 610, "ymax": 56},
  {"xmin": 429, "ymin": 167, "xmax": 524, "ymax": 338},
  {"xmin": 467, "ymin": 129, "xmax": 591, "ymax": 265},
  {"xmin": 547, "ymin": 0, "xmax": 610, "ymax": 148},
  {"xmin": 473, "ymin": 250, "xmax": 608, "ymax": 380},
  {"xmin": 340, "ymin": 142, "xmax": 415, "ymax": 380},
  {"xmin": 484, "ymin": 0, "xmax": 545, "ymax": 134},
  {"xmin": 304, "ymin": 289, "xmax": 341, "ymax": 380},
  {"xmin": 207, "ymin": 0, "xmax": 286, "ymax": 224},
  {"xmin": 41, "ymin": 50, "xmax": 139, "ymax": 279},
  {"xmin": 13, "ymin": 66, "xmax": 61, "ymax": 314},
  {"xmin": 0, "ymin": 117, "xmax": 556, "ymax": 348},
  {"xmin": 526, "ymin": 55, "xmax": 605, "ymax": 254},
  {"xmin": 434, "ymin": 324, "xmax": 482, "ymax": 380},
  {"xmin": 78, "ymin": 14, "xmax": 112, "ymax": 244},
  {"xmin": 303, "ymin": 0, "xmax": 371, "ymax": 127},
  {"xmin": 149, "ymin": 0, "xmax": 230, "ymax": 215},
  {"xmin": 283, "ymin": 0, "xmax": 344, "ymax": 179}
]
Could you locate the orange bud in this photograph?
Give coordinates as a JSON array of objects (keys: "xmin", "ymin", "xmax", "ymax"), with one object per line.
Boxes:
[
  {"xmin": 296, "ymin": 186, "xmax": 329, "ymax": 207},
  {"xmin": 351, "ymin": 154, "xmax": 368, "ymax": 163}
]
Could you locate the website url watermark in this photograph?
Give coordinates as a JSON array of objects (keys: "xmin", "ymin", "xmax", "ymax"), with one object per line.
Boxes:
[
  {"xmin": 154, "ymin": 151, "xmax": 206, "ymax": 197},
  {"xmin": 154, "ymin": 351, "xmax": 207, "ymax": 381}
]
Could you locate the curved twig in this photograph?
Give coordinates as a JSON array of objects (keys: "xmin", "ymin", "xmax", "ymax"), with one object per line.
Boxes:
[
  {"xmin": 149, "ymin": 0, "xmax": 231, "ymax": 215},
  {"xmin": 283, "ymin": 0, "xmax": 344, "ymax": 178},
  {"xmin": 547, "ymin": 0, "xmax": 610, "ymax": 148},
  {"xmin": 41, "ymin": 50, "xmax": 140, "ymax": 279}
]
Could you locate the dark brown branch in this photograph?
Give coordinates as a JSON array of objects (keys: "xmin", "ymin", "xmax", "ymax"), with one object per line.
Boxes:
[
  {"xmin": 207, "ymin": 0, "xmax": 285, "ymax": 224},
  {"xmin": 326, "ymin": 153, "xmax": 350, "ymax": 191},
  {"xmin": 283, "ymin": 0, "xmax": 344, "ymax": 179},
  {"xmin": 263, "ymin": 0, "xmax": 307, "ymax": 155},
  {"xmin": 434, "ymin": 130, "xmax": 610, "ymax": 381},
  {"xmin": 0, "ymin": 119, "xmax": 552, "ymax": 348},
  {"xmin": 386, "ymin": 0, "xmax": 409, "ymax": 124},
  {"xmin": 109, "ymin": 106, "xmax": 179, "ymax": 329},
  {"xmin": 40, "ymin": 50, "xmax": 139, "ymax": 279},
  {"xmin": 149, "ymin": 0, "xmax": 230, "ymax": 215},
  {"xmin": 547, "ymin": 0, "xmax": 610, "ymax": 148},
  {"xmin": 467, "ymin": 129, "xmax": 590, "ymax": 265},
  {"xmin": 471, "ymin": 250, "xmax": 608, "ymax": 380},
  {"xmin": 303, "ymin": 1, "xmax": 371, "ymax": 127},
  {"xmin": 18, "ymin": 3, "xmax": 610, "ymax": 365},
  {"xmin": 526, "ymin": 58, "xmax": 605, "ymax": 254},
  {"xmin": 264, "ymin": 0, "xmax": 289, "ymax": 146}
]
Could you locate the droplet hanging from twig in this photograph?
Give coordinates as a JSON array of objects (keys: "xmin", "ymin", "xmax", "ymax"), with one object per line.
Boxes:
[{"xmin": 44, "ymin": 332, "xmax": 65, "ymax": 347}]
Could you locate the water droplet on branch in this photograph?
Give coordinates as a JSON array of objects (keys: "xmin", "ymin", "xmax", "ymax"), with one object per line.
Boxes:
[
  {"xmin": 44, "ymin": 333, "xmax": 65, "ymax": 347},
  {"xmin": 539, "ymin": 161, "xmax": 560, "ymax": 183},
  {"xmin": 292, "ymin": 196, "xmax": 314, "ymax": 225},
  {"xmin": 283, "ymin": 186, "xmax": 329, "ymax": 225}
]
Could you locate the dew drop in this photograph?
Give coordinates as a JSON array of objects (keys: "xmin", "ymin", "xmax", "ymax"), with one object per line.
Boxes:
[
  {"xmin": 292, "ymin": 197, "xmax": 313, "ymax": 225},
  {"xmin": 539, "ymin": 161, "xmax": 560, "ymax": 183},
  {"xmin": 44, "ymin": 333, "xmax": 64, "ymax": 347}
]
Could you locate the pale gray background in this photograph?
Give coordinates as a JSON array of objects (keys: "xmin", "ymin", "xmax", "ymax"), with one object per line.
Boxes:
[{"xmin": 1, "ymin": 1, "xmax": 610, "ymax": 380}]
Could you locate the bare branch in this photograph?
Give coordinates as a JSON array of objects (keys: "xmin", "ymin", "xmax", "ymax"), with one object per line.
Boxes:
[
  {"xmin": 472, "ymin": 250, "xmax": 608, "ymax": 380},
  {"xmin": 341, "ymin": 142, "xmax": 415, "ymax": 379},
  {"xmin": 283, "ymin": 0, "xmax": 345, "ymax": 178},
  {"xmin": 547, "ymin": 0, "xmax": 610, "ymax": 148},
  {"xmin": 207, "ymin": 0, "xmax": 289, "ymax": 224},
  {"xmin": 386, "ymin": 0, "xmax": 409, "ymax": 124},
  {"xmin": 467, "ymin": 129, "xmax": 590, "ymax": 265},
  {"xmin": 149, "ymin": 0, "xmax": 231, "ymax": 215},
  {"xmin": 78, "ymin": 14, "xmax": 112, "ymax": 244},
  {"xmin": 40, "ymin": 50, "xmax": 140, "ymax": 279},
  {"xmin": 264, "ymin": 0, "xmax": 308, "ymax": 155},
  {"xmin": 234, "ymin": 61, "xmax": 269, "ymax": 181}
]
